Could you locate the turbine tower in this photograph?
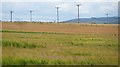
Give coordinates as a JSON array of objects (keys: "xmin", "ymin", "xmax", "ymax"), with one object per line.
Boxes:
[
  {"xmin": 76, "ymin": 4, "xmax": 81, "ymax": 23},
  {"xmin": 55, "ymin": 6, "xmax": 60, "ymax": 23},
  {"xmin": 29, "ymin": 10, "xmax": 33, "ymax": 22},
  {"xmin": 10, "ymin": 11, "xmax": 13, "ymax": 22},
  {"xmin": 106, "ymin": 13, "xmax": 109, "ymax": 18}
]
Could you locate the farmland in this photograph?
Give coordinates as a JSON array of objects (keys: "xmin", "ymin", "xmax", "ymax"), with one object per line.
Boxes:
[{"xmin": 1, "ymin": 22, "xmax": 118, "ymax": 65}]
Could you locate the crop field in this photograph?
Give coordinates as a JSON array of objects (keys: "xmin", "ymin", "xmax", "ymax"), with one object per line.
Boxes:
[{"xmin": 1, "ymin": 22, "xmax": 119, "ymax": 65}]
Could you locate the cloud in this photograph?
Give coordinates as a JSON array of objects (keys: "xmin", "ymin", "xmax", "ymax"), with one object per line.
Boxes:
[
  {"xmin": 57, "ymin": 3, "xmax": 75, "ymax": 12},
  {"xmin": 98, "ymin": 2, "xmax": 118, "ymax": 15},
  {"xmin": 1, "ymin": 2, "xmax": 118, "ymax": 21},
  {"xmin": 54, "ymin": 2, "xmax": 90, "ymax": 14},
  {"xmin": 2, "ymin": 0, "xmax": 60, "ymax": 2},
  {"xmin": 2, "ymin": 0, "xmax": 119, "ymax": 2},
  {"xmin": 73, "ymin": 0, "xmax": 119, "ymax": 2}
]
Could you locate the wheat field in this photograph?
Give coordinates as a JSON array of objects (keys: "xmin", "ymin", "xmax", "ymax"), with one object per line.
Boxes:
[{"xmin": 1, "ymin": 22, "xmax": 118, "ymax": 65}]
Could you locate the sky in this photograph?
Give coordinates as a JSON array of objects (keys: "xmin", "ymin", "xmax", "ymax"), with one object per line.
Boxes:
[{"xmin": 1, "ymin": 0, "xmax": 119, "ymax": 22}]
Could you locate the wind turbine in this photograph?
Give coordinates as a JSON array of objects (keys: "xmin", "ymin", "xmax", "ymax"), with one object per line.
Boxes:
[
  {"xmin": 106, "ymin": 13, "xmax": 109, "ymax": 18},
  {"xmin": 10, "ymin": 11, "xmax": 13, "ymax": 22},
  {"xmin": 76, "ymin": 4, "xmax": 81, "ymax": 23},
  {"xmin": 29, "ymin": 10, "xmax": 33, "ymax": 22},
  {"xmin": 55, "ymin": 6, "xmax": 60, "ymax": 23}
]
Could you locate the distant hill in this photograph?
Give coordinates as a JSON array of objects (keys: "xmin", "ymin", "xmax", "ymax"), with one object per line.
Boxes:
[{"xmin": 62, "ymin": 17, "xmax": 118, "ymax": 24}]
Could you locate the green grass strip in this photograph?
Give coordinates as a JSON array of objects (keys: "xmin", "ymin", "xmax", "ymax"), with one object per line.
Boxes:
[
  {"xmin": 1, "ymin": 30, "xmax": 115, "ymax": 36},
  {"xmin": 1, "ymin": 30, "xmax": 66, "ymax": 35}
]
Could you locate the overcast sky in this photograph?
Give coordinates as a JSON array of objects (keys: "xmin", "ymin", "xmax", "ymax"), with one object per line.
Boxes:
[{"xmin": 1, "ymin": 0, "xmax": 119, "ymax": 22}]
